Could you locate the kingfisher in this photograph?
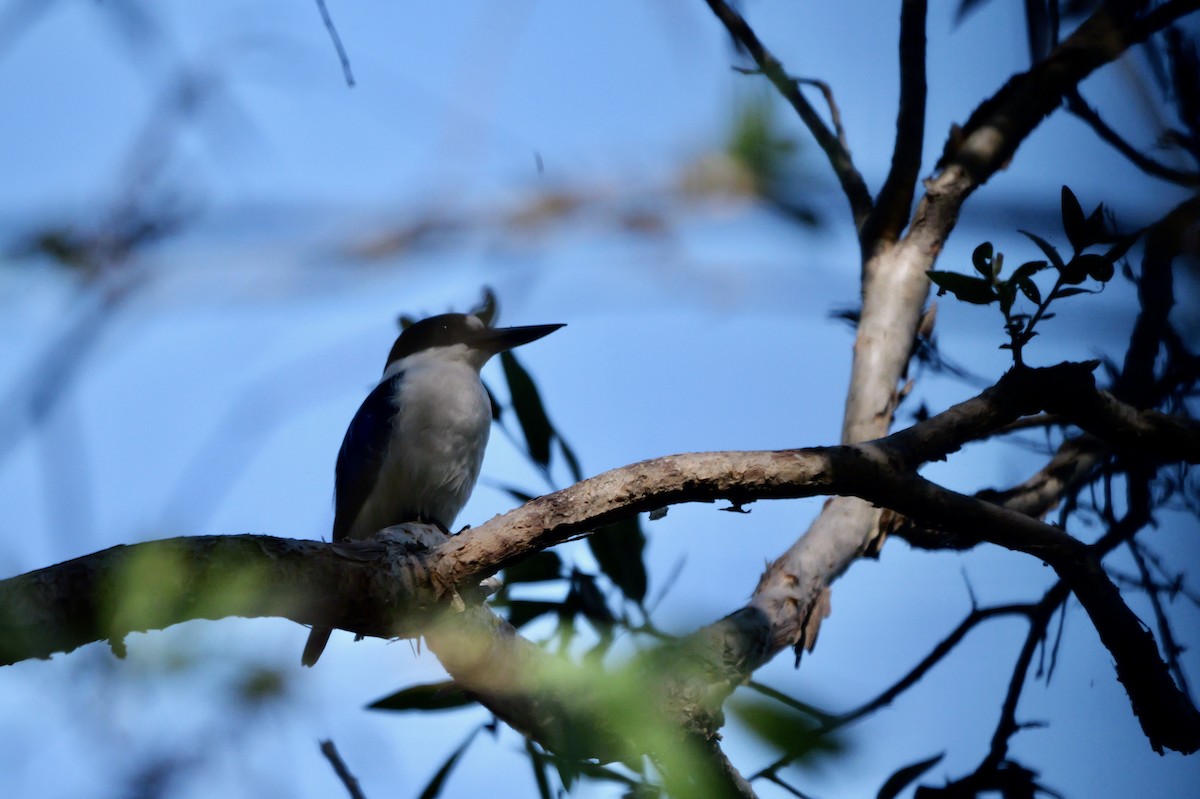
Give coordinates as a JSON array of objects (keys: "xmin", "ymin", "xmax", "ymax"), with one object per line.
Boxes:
[{"xmin": 302, "ymin": 312, "xmax": 564, "ymax": 666}]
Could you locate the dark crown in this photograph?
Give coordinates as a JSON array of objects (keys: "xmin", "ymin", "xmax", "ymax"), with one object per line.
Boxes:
[{"xmin": 385, "ymin": 313, "xmax": 480, "ymax": 364}]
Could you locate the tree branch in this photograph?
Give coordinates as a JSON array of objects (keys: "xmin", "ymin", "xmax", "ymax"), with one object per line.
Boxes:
[
  {"xmin": 1066, "ymin": 89, "xmax": 1200, "ymax": 186},
  {"xmin": 860, "ymin": 0, "xmax": 928, "ymax": 254},
  {"xmin": 2, "ymin": 364, "xmax": 1196, "ymax": 752},
  {"xmin": 702, "ymin": 0, "xmax": 873, "ymax": 229},
  {"xmin": 0, "ymin": 528, "xmax": 447, "ymax": 667}
]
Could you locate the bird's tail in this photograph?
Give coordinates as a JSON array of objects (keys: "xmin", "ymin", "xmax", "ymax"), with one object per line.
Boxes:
[{"xmin": 302, "ymin": 626, "xmax": 333, "ymax": 667}]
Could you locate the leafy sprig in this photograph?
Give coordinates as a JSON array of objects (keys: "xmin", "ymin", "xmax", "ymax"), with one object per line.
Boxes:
[{"xmin": 927, "ymin": 186, "xmax": 1138, "ymax": 367}]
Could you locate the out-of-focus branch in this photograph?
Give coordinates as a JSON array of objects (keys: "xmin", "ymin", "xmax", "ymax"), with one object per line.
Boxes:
[
  {"xmin": 0, "ymin": 529, "xmax": 446, "ymax": 667},
  {"xmin": 313, "ymin": 0, "xmax": 356, "ymax": 87},
  {"xmin": 1116, "ymin": 194, "xmax": 1200, "ymax": 404},
  {"xmin": 319, "ymin": 740, "xmax": 368, "ymax": 799},
  {"xmin": 860, "ymin": 0, "xmax": 928, "ymax": 254},
  {"xmin": 702, "ymin": 0, "xmax": 873, "ymax": 228},
  {"xmin": 1066, "ymin": 90, "xmax": 1200, "ymax": 186}
]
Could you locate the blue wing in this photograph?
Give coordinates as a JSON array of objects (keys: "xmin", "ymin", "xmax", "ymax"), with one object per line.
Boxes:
[{"xmin": 332, "ymin": 372, "xmax": 401, "ymax": 541}]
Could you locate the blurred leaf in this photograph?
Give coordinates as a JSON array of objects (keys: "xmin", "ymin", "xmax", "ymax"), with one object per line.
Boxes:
[
  {"xmin": 1053, "ymin": 287, "xmax": 1093, "ymax": 299},
  {"xmin": 1018, "ymin": 230, "xmax": 1066, "ymax": 271},
  {"xmin": 730, "ymin": 696, "xmax": 844, "ymax": 765},
  {"xmin": 1061, "ymin": 185, "xmax": 1087, "ymax": 252},
  {"xmin": 505, "ymin": 550, "xmax": 564, "ymax": 584},
  {"xmin": 588, "ymin": 517, "xmax": 649, "ymax": 605},
  {"xmin": 508, "ymin": 600, "xmax": 564, "ymax": 629},
  {"xmin": 954, "ymin": 0, "xmax": 990, "ymax": 24},
  {"xmin": 524, "ymin": 739, "xmax": 555, "ymax": 799},
  {"xmin": 927, "ymin": 271, "xmax": 997, "ymax": 305},
  {"xmin": 558, "ymin": 436, "xmax": 585, "ymax": 484},
  {"xmin": 495, "ymin": 483, "xmax": 538, "ymax": 504},
  {"xmin": 971, "ymin": 241, "xmax": 995, "ymax": 277},
  {"xmin": 569, "ymin": 571, "xmax": 617, "ymax": 628},
  {"xmin": 368, "ymin": 681, "xmax": 472, "ymax": 713},
  {"xmin": 877, "ymin": 752, "xmax": 944, "ymax": 799},
  {"xmin": 482, "ymin": 380, "xmax": 503, "ymax": 421},
  {"xmin": 237, "ymin": 667, "xmax": 287, "ymax": 705},
  {"xmin": 471, "ymin": 287, "xmax": 497, "ymax": 327},
  {"xmin": 552, "ymin": 754, "xmax": 579, "ymax": 792},
  {"xmin": 500, "ymin": 350, "xmax": 555, "ymax": 467},
  {"xmin": 419, "ymin": 726, "xmax": 483, "ymax": 799},
  {"xmin": 727, "ymin": 94, "xmax": 797, "ymax": 193}
]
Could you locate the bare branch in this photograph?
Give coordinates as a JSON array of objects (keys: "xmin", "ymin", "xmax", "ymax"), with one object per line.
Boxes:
[
  {"xmin": 319, "ymin": 740, "xmax": 368, "ymax": 799},
  {"xmin": 703, "ymin": 0, "xmax": 873, "ymax": 228},
  {"xmin": 1066, "ymin": 89, "xmax": 1200, "ymax": 186},
  {"xmin": 861, "ymin": 0, "xmax": 928, "ymax": 254},
  {"xmin": 314, "ymin": 0, "xmax": 356, "ymax": 87}
]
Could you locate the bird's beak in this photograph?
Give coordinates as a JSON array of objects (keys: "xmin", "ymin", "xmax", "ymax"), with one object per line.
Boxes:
[{"xmin": 475, "ymin": 323, "xmax": 565, "ymax": 354}]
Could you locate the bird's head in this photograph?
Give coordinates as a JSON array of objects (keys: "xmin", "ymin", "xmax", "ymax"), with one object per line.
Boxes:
[{"xmin": 384, "ymin": 313, "xmax": 564, "ymax": 374}]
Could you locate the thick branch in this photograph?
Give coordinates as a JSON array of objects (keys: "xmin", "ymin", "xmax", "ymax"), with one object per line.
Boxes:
[
  {"xmin": 3, "ymin": 365, "xmax": 1195, "ymax": 751},
  {"xmin": 0, "ymin": 529, "xmax": 446, "ymax": 667}
]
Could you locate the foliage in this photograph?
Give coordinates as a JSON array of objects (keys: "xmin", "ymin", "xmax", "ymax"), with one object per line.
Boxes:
[{"xmin": 927, "ymin": 187, "xmax": 1138, "ymax": 366}]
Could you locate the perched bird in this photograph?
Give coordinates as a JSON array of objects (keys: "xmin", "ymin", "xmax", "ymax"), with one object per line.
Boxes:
[{"xmin": 302, "ymin": 312, "xmax": 563, "ymax": 666}]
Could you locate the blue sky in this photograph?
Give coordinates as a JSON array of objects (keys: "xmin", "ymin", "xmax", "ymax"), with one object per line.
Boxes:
[{"xmin": 1, "ymin": 1, "xmax": 1198, "ymax": 798}]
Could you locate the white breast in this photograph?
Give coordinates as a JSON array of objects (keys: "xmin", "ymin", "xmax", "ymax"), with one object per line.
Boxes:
[{"xmin": 348, "ymin": 347, "xmax": 492, "ymax": 538}]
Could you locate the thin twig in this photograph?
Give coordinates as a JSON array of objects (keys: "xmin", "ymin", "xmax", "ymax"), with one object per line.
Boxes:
[
  {"xmin": 795, "ymin": 78, "xmax": 848, "ymax": 152},
  {"xmin": 319, "ymin": 739, "xmax": 368, "ymax": 799},
  {"xmin": 704, "ymin": 0, "xmax": 872, "ymax": 228},
  {"xmin": 314, "ymin": 0, "xmax": 356, "ymax": 87}
]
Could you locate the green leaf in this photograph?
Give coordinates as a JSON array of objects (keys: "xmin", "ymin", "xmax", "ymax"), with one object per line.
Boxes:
[
  {"xmin": 926, "ymin": 271, "xmax": 997, "ymax": 305},
  {"xmin": 500, "ymin": 350, "xmax": 555, "ymax": 467},
  {"xmin": 587, "ymin": 517, "xmax": 648, "ymax": 604},
  {"xmin": 1061, "ymin": 185, "xmax": 1087, "ymax": 252},
  {"xmin": 877, "ymin": 752, "xmax": 945, "ymax": 799},
  {"xmin": 1018, "ymin": 230, "xmax": 1066, "ymax": 271},
  {"xmin": 419, "ymin": 727, "xmax": 482, "ymax": 799},
  {"xmin": 730, "ymin": 696, "xmax": 844, "ymax": 765},
  {"xmin": 504, "ymin": 551, "xmax": 563, "ymax": 584},
  {"xmin": 368, "ymin": 681, "xmax": 473, "ymax": 713},
  {"xmin": 971, "ymin": 241, "xmax": 994, "ymax": 277}
]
